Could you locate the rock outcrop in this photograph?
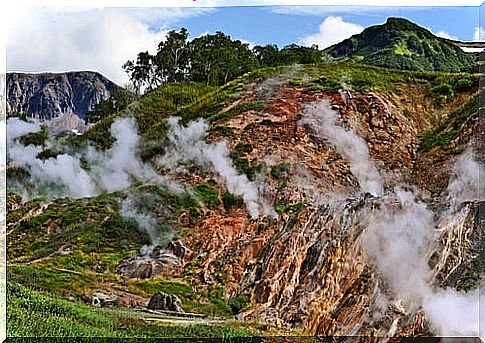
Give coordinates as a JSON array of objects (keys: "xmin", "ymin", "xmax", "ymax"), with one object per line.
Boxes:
[
  {"xmin": 147, "ymin": 292, "xmax": 184, "ymax": 313},
  {"xmin": 6, "ymin": 71, "xmax": 118, "ymax": 120}
]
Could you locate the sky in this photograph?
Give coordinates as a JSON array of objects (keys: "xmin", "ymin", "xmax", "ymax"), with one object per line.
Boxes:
[{"xmin": 5, "ymin": 4, "xmax": 483, "ymax": 85}]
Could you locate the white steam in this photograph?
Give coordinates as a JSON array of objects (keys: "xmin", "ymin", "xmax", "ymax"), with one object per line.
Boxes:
[
  {"xmin": 7, "ymin": 117, "xmax": 159, "ymax": 198},
  {"xmin": 300, "ymin": 100, "xmax": 383, "ymax": 196},
  {"xmin": 87, "ymin": 118, "xmax": 159, "ymax": 192},
  {"xmin": 7, "ymin": 118, "xmax": 97, "ymax": 197},
  {"xmin": 8, "ymin": 115, "xmax": 272, "ymax": 220},
  {"xmin": 300, "ymin": 100, "xmax": 481, "ymax": 337},
  {"xmin": 160, "ymin": 117, "xmax": 275, "ymax": 219},
  {"xmin": 121, "ymin": 197, "xmax": 163, "ymax": 245},
  {"xmin": 446, "ymin": 148, "xmax": 484, "ymax": 208},
  {"xmin": 423, "ymin": 287, "xmax": 481, "ymax": 337},
  {"xmin": 364, "ymin": 188, "xmax": 434, "ymax": 305}
]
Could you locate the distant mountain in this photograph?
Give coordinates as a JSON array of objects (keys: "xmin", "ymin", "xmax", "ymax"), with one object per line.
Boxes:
[
  {"xmin": 7, "ymin": 71, "xmax": 118, "ymax": 120},
  {"xmin": 324, "ymin": 17, "xmax": 476, "ymax": 72}
]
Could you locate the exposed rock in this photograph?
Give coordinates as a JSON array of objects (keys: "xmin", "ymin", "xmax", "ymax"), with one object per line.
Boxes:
[
  {"xmin": 147, "ymin": 291, "xmax": 184, "ymax": 313},
  {"xmin": 7, "ymin": 71, "xmax": 118, "ymax": 120},
  {"xmin": 46, "ymin": 112, "xmax": 87, "ymax": 136},
  {"xmin": 116, "ymin": 243, "xmax": 185, "ymax": 279},
  {"xmin": 91, "ymin": 292, "xmax": 116, "ymax": 307}
]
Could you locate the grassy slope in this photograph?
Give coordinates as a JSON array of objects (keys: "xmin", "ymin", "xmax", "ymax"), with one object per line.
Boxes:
[
  {"xmin": 8, "ymin": 282, "xmax": 254, "ymax": 338},
  {"xmin": 7, "ymin": 62, "xmax": 478, "ymax": 338},
  {"xmin": 325, "ymin": 18, "xmax": 476, "ymax": 73}
]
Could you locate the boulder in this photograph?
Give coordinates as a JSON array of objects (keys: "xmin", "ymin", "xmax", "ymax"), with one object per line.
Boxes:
[
  {"xmin": 147, "ymin": 292, "xmax": 184, "ymax": 313},
  {"xmin": 91, "ymin": 292, "xmax": 116, "ymax": 307}
]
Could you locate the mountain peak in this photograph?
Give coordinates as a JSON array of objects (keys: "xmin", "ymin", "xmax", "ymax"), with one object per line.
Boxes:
[
  {"xmin": 325, "ymin": 18, "xmax": 475, "ymax": 73},
  {"xmin": 6, "ymin": 71, "xmax": 119, "ymax": 121}
]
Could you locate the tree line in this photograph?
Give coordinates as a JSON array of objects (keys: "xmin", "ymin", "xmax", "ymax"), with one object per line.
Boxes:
[{"xmin": 123, "ymin": 28, "xmax": 322, "ymax": 93}]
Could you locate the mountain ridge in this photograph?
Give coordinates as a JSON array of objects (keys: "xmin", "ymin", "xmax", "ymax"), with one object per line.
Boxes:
[
  {"xmin": 6, "ymin": 71, "xmax": 119, "ymax": 121},
  {"xmin": 324, "ymin": 17, "xmax": 476, "ymax": 72}
]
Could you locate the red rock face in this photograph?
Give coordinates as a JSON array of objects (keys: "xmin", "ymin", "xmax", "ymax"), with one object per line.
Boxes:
[
  {"xmin": 164, "ymin": 83, "xmax": 480, "ymax": 336},
  {"xmin": 108, "ymin": 80, "xmax": 479, "ymax": 337}
]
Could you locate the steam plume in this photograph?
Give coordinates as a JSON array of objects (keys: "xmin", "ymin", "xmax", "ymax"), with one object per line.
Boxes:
[
  {"xmin": 300, "ymin": 100, "xmax": 383, "ymax": 196},
  {"xmin": 446, "ymin": 148, "xmax": 484, "ymax": 208},
  {"xmin": 7, "ymin": 117, "xmax": 159, "ymax": 198},
  {"xmin": 160, "ymin": 117, "xmax": 275, "ymax": 219},
  {"xmin": 301, "ymin": 99, "xmax": 481, "ymax": 337}
]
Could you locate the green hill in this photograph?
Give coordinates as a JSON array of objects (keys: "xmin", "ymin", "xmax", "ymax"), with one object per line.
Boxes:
[{"xmin": 324, "ymin": 17, "xmax": 476, "ymax": 73}]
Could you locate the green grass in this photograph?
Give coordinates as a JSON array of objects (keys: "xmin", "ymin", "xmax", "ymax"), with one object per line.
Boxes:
[
  {"xmin": 420, "ymin": 93, "xmax": 479, "ymax": 152},
  {"xmin": 196, "ymin": 182, "xmax": 220, "ymax": 209},
  {"xmin": 455, "ymin": 255, "xmax": 485, "ymax": 292},
  {"xmin": 7, "ymin": 281, "xmax": 254, "ymax": 338}
]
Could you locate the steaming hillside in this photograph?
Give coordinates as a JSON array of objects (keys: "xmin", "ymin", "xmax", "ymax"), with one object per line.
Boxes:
[
  {"xmin": 325, "ymin": 17, "xmax": 476, "ymax": 73},
  {"xmin": 6, "ymin": 62, "xmax": 482, "ymax": 339},
  {"xmin": 6, "ymin": 71, "xmax": 118, "ymax": 120}
]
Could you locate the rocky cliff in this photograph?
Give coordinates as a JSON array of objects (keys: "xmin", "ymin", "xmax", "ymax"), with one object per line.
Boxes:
[{"xmin": 6, "ymin": 71, "xmax": 118, "ymax": 120}]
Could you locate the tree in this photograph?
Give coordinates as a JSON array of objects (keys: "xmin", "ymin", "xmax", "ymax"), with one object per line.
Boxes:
[
  {"xmin": 123, "ymin": 51, "xmax": 159, "ymax": 93},
  {"xmin": 253, "ymin": 44, "xmax": 281, "ymax": 67},
  {"xmin": 280, "ymin": 44, "xmax": 321, "ymax": 64},
  {"xmin": 153, "ymin": 28, "xmax": 190, "ymax": 83},
  {"xmin": 122, "ymin": 27, "xmax": 324, "ymax": 93},
  {"xmin": 189, "ymin": 32, "xmax": 259, "ymax": 86}
]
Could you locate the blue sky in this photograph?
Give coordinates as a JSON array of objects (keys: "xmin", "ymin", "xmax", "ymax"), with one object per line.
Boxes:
[
  {"xmin": 7, "ymin": 5, "xmax": 482, "ymax": 84},
  {"xmin": 167, "ymin": 6, "xmax": 479, "ymax": 46}
]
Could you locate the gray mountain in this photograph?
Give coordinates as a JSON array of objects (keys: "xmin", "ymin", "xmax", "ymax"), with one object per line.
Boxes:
[{"xmin": 6, "ymin": 71, "xmax": 118, "ymax": 120}]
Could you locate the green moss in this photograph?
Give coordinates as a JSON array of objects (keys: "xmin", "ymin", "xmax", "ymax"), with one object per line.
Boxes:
[
  {"xmin": 230, "ymin": 144, "xmax": 261, "ymax": 181},
  {"xmin": 275, "ymin": 200, "xmax": 305, "ymax": 215},
  {"xmin": 456, "ymin": 255, "xmax": 485, "ymax": 292},
  {"xmin": 420, "ymin": 93, "xmax": 479, "ymax": 152},
  {"xmin": 196, "ymin": 183, "xmax": 220, "ymax": 209},
  {"xmin": 222, "ymin": 192, "xmax": 238, "ymax": 210},
  {"xmin": 270, "ymin": 162, "xmax": 290, "ymax": 179}
]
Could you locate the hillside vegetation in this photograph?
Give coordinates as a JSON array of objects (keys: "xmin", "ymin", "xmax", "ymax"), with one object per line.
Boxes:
[{"xmin": 325, "ymin": 18, "xmax": 476, "ymax": 73}]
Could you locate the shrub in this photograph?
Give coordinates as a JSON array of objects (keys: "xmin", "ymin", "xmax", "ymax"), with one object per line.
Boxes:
[
  {"xmin": 222, "ymin": 192, "xmax": 237, "ymax": 210},
  {"xmin": 431, "ymin": 83, "xmax": 454, "ymax": 101},
  {"xmin": 228, "ymin": 294, "xmax": 249, "ymax": 314},
  {"xmin": 19, "ymin": 125, "xmax": 48, "ymax": 146},
  {"xmin": 456, "ymin": 78, "xmax": 473, "ymax": 91},
  {"xmin": 270, "ymin": 162, "xmax": 290, "ymax": 179},
  {"xmin": 196, "ymin": 183, "xmax": 220, "ymax": 209}
]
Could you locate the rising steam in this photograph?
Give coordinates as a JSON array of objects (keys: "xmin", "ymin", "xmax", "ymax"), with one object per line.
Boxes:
[
  {"xmin": 8, "ymin": 115, "xmax": 274, "ymax": 221},
  {"xmin": 300, "ymin": 100, "xmax": 383, "ymax": 196},
  {"xmin": 159, "ymin": 117, "xmax": 275, "ymax": 219},
  {"xmin": 301, "ymin": 99, "xmax": 481, "ymax": 337},
  {"xmin": 7, "ymin": 117, "xmax": 159, "ymax": 198},
  {"xmin": 446, "ymin": 148, "xmax": 484, "ymax": 209}
]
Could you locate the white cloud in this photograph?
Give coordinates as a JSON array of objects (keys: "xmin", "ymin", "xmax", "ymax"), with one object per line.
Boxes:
[
  {"xmin": 271, "ymin": 5, "xmax": 402, "ymax": 16},
  {"xmin": 474, "ymin": 26, "xmax": 485, "ymax": 41},
  {"xmin": 434, "ymin": 30, "xmax": 458, "ymax": 40},
  {"xmin": 301, "ymin": 16, "xmax": 364, "ymax": 49},
  {"xmin": 6, "ymin": 1, "xmax": 482, "ymax": 6},
  {"xmin": 6, "ymin": 7, "xmax": 213, "ymax": 85},
  {"xmin": 239, "ymin": 39, "xmax": 256, "ymax": 49}
]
